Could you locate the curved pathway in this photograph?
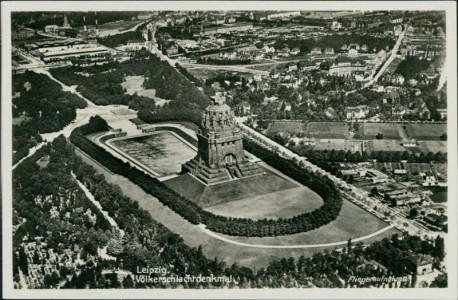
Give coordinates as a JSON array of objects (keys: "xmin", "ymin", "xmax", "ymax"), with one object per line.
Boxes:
[{"xmin": 197, "ymin": 224, "xmax": 395, "ymax": 249}]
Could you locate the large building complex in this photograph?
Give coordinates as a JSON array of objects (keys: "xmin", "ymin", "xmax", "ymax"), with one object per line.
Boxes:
[{"xmin": 329, "ymin": 56, "xmax": 367, "ymax": 76}]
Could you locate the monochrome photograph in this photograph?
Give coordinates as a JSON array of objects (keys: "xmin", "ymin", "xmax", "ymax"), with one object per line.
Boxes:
[{"xmin": 2, "ymin": 1, "xmax": 456, "ymax": 299}]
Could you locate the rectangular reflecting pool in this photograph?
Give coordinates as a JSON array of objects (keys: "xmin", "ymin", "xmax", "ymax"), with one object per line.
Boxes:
[{"xmin": 111, "ymin": 132, "xmax": 196, "ymax": 175}]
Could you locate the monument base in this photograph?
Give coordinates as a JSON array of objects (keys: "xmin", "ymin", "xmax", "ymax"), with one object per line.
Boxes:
[{"xmin": 182, "ymin": 157, "xmax": 264, "ymax": 185}]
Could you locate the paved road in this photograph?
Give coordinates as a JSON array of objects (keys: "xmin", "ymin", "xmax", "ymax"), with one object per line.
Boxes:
[
  {"xmin": 346, "ymin": 29, "xmax": 406, "ymax": 95},
  {"xmin": 197, "ymin": 224, "xmax": 395, "ymax": 249}
]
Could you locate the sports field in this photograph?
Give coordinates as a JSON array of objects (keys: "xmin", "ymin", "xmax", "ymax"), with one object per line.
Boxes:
[
  {"xmin": 358, "ymin": 123, "xmax": 404, "ymax": 140},
  {"xmin": 306, "ymin": 122, "xmax": 349, "ymax": 139},
  {"xmin": 267, "ymin": 121, "xmax": 306, "ymax": 135},
  {"xmin": 405, "ymin": 124, "xmax": 447, "ymax": 140},
  {"xmin": 371, "ymin": 139, "xmax": 406, "ymax": 152}
]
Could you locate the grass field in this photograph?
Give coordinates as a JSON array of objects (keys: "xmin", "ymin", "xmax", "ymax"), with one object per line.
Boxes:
[
  {"xmin": 76, "ymin": 149, "xmax": 399, "ymax": 270},
  {"xmin": 306, "ymin": 122, "xmax": 348, "ymax": 139},
  {"xmin": 267, "ymin": 121, "xmax": 306, "ymax": 135},
  {"xmin": 358, "ymin": 123, "xmax": 404, "ymax": 140},
  {"xmin": 313, "ymin": 139, "xmax": 347, "ymax": 151},
  {"xmin": 164, "ymin": 167, "xmax": 297, "ymax": 208},
  {"xmin": 371, "ymin": 139, "xmax": 406, "ymax": 152},
  {"xmin": 418, "ymin": 141, "xmax": 447, "ymax": 153},
  {"xmin": 121, "ymin": 76, "xmax": 171, "ymax": 106},
  {"xmin": 405, "ymin": 124, "xmax": 447, "ymax": 140},
  {"xmin": 205, "ymin": 185, "xmax": 323, "ymax": 220}
]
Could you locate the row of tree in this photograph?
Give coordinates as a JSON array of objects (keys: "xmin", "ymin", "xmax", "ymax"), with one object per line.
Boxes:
[
  {"xmin": 293, "ymin": 148, "xmax": 447, "ymax": 164},
  {"xmin": 70, "ymin": 116, "xmax": 342, "ymax": 237}
]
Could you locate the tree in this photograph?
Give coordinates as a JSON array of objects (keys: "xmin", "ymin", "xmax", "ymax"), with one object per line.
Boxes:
[
  {"xmin": 408, "ymin": 208, "xmax": 419, "ymax": 219},
  {"xmin": 17, "ymin": 247, "xmax": 29, "ymax": 276},
  {"xmin": 347, "ymin": 238, "xmax": 352, "ymax": 253},
  {"xmin": 434, "ymin": 236, "xmax": 445, "ymax": 260},
  {"xmin": 370, "ymin": 187, "xmax": 379, "ymax": 197},
  {"xmin": 122, "ymin": 275, "xmax": 135, "ymax": 288}
]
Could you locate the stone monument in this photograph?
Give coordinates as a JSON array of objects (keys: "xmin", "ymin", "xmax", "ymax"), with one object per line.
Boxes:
[{"xmin": 182, "ymin": 93, "xmax": 263, "ymax": 184}]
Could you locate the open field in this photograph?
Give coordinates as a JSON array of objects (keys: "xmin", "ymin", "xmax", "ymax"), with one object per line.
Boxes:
[
  {"xmin": 267, "ymin": 120, "xmax": 306, "ymax": 135},
  {"xmin": 164, "ymin": 166, "xmax": 298, "ymax": 208},
  {"xmin": 370, "ymin": 139, "xmax": 406, "ymax": 152},
  {"xmin": 306, "ymin": 122, "xmax": 348, "ymax": 139},
  {"xmin": 121, "ymin": 76, "xmax": 171, "ymax": 106},
  {"xmin": 313, "ymin": 139, "xmax": 347, "ymax": 151},
  {"xmin": 418, "ymin": 141, "xmax": 447, "ymax": 153},
  {"xmin": 76, "ymin": 148, "xmax": 399, "ymax": 269},
  {"xmin": 405, "ymin": 123, "xmax": 447, "ymax": 140},
  {"xmin": 186, "ymin": 68, "xmax": 220, "ymax": 80},
  {"xmin": 111, "ymin": 132, "xmax": 195, "ymax": 175},
  {"xmin": 358, "ymin": 123, "xmax": 404, "ymax": 140},
  {"xmin": 226, "ymin": 198, "xmax": 393, "ymax": 246},
  {"xmin": 205, "ymin": 185, "xmax": 323, "ymax": 220}
]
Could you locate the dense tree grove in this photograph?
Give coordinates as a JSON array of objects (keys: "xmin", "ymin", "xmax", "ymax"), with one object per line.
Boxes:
[
  {"xmin": 70, "ymin": 117, "xmax": 342, "ymax": 237},
  {"xmin": 49, "ymin": 55, "xmax": 210, "ymax": 124},
  {"xmin": 12, "ymin": 71, "xmax": 87, "ymax": 164},
  {"xmin": 395, "ymin": 57, "xmax": 431, "ymax": 80}
]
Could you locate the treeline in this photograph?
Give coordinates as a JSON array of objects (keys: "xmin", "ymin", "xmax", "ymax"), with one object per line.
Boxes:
[
  {"xmin": 97, "ymin": 30, "xmax": 144, "ymax": 48},
  {"xmin": 175, "ymin": 63, "xmax": 202, "ymax": 86},
  {"xmin": 293, "ymin": 148, "xmax": 447, "ymax": 164},
  {"xmin": 70, "ymin": 116, "xmax": 342, "ymax": 237},
  {"xmin": 12, "ymin": 71, "xmax": 87, "ymax": 164},
  {"xmin": 198, "ymin": 58, "xmax": 252, "ymax": 65},
  {"xmin": 274, "ymin": 33, "xmax": 396, "ymax": 54}
]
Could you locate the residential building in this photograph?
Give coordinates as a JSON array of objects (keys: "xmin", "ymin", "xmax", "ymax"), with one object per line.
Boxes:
[
  {"xmin": 416, "ymin": 254, "xmax": 433, "ymax": 275},
  {"xmin": 329, "ymin": 56, "xmax": 367, "ymax": 76},
  {"xmin": 346, "ymin": 105, "xmax": 369, "ymax": 120}
]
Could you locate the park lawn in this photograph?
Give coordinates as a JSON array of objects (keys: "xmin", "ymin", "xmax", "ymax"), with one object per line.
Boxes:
[
  {"xmin": 76, "ymin": 148, "xmax": 399, "ymax": 270},
  {"xmin": 164, "ymin": 167, "xmax": 298, "ymax": 208},
  {"xmin": 405, "ymin": 124, "xmax": 447, "ymax": 140},
  {"xmin": 205, "ymin": 185, "xmax": 323, "ymax": 220},
  {"xmin": 306, "ymin": 122, "xmax": 348, "ymax": 139},
  {"xmin": 359, "ymin": 123, "xmax": 403, "ymax": 140},
  {"xmin": 226, "ymin": 198, "xmax": 392, "ymax": 246}
]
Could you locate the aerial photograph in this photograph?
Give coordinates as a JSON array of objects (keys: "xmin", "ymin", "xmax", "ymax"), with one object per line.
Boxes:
[{"xmin": 3, "ymin": 3, "xmax": 455, "ymax": 298}]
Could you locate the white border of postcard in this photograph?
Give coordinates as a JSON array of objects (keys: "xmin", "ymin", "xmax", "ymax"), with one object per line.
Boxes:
[{"xmin": 2, "ymin": 1, "xmax": 457, "ymax": 299}]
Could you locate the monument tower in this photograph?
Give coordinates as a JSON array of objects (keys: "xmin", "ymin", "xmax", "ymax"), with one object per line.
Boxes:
[{"xmin": 182, "ymin": 94, "xmax": 263, "ymax": 184}]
